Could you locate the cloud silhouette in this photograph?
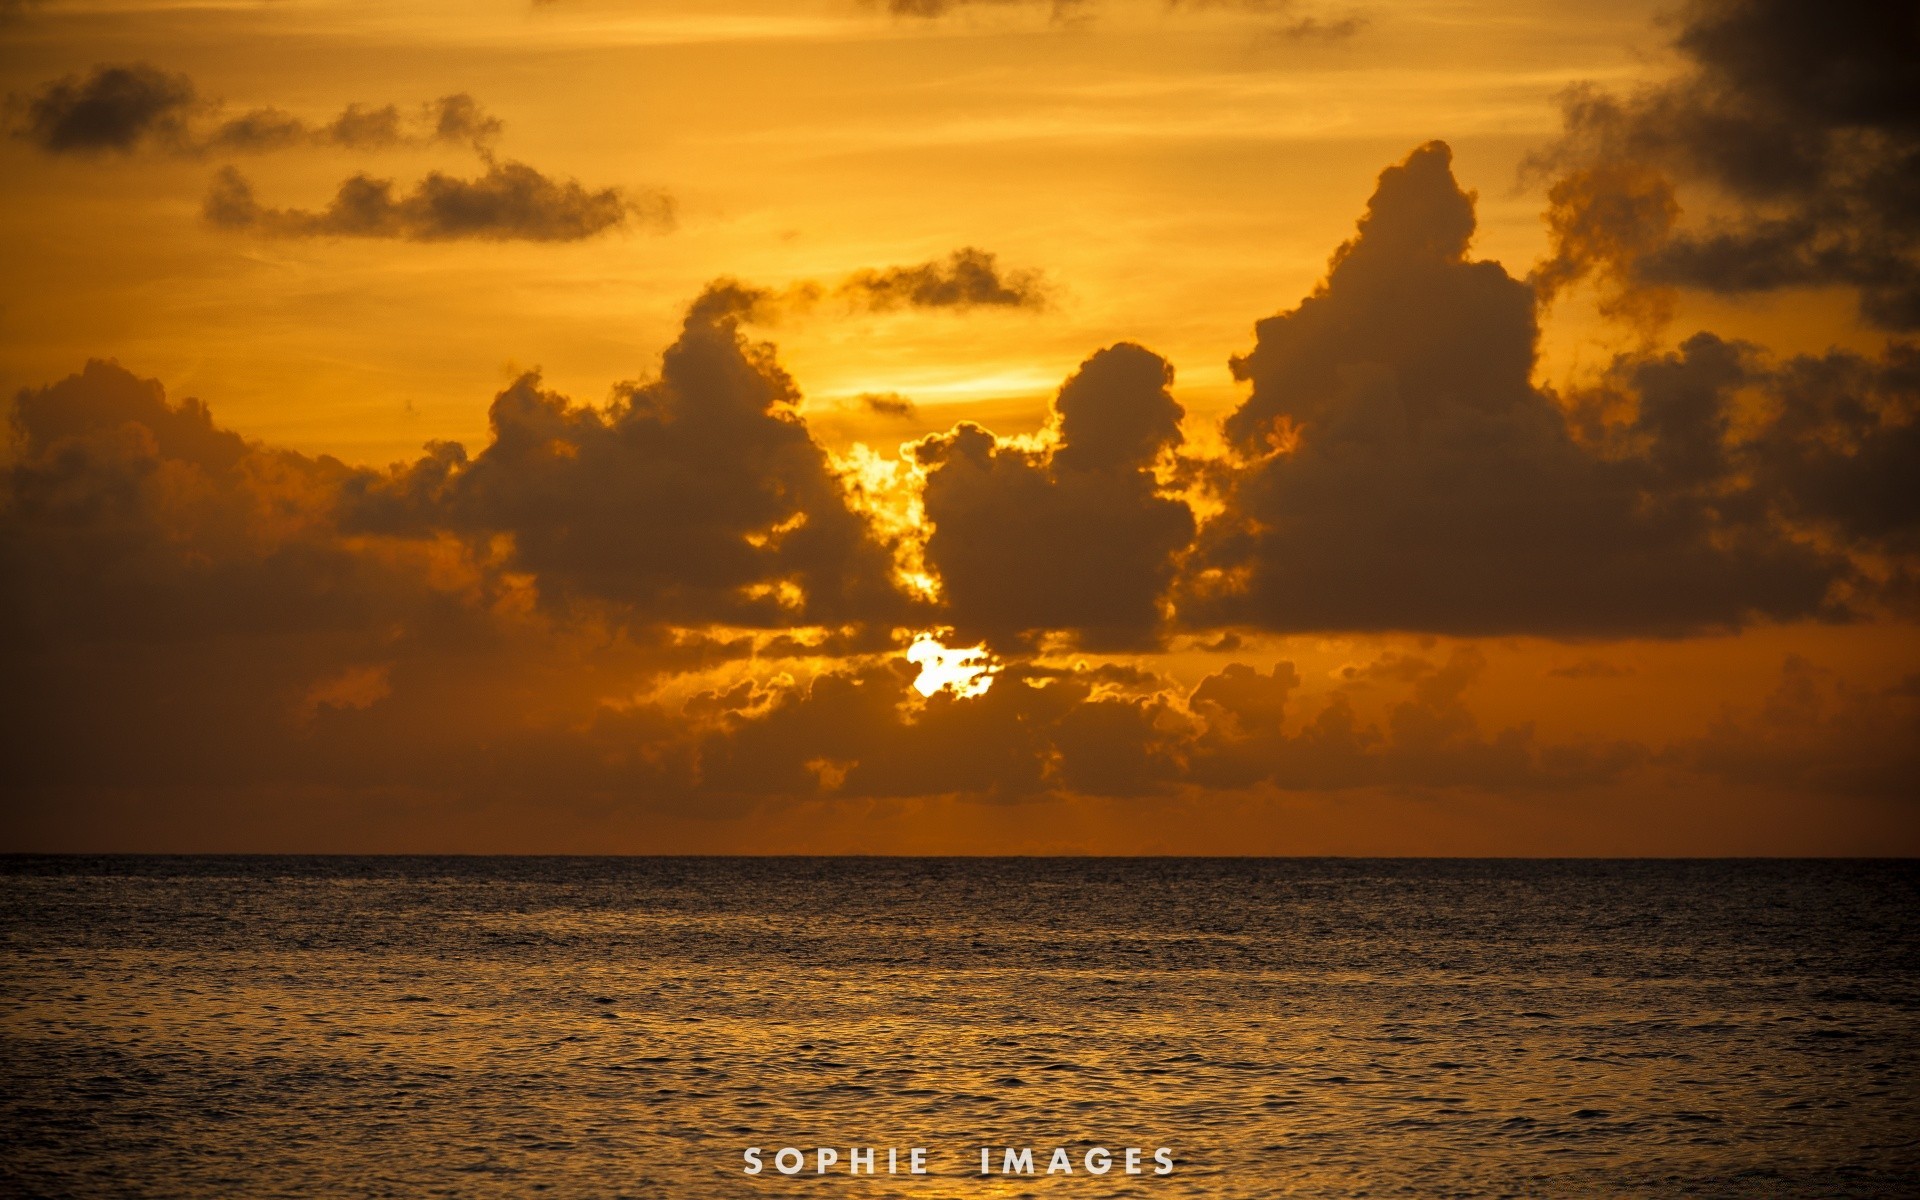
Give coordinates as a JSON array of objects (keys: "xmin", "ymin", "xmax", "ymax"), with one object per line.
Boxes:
[
  {"xmin": 14, "ymin": 63, "xmax": 195, "ymax": 153},
  {"xmin": 914, "ymin": 342, "xmax": 1195, "ymax": 650},
  {"xmin": 1531, "ymin": 0, "xmax": 1920, "ymax": 330},
  {"xmin": 343, "ymin": 287, "xmax": 911, "ymax": 627},
  {"xmin": 13, "ymin": 63, "xmax": 502, "ymax": 156},
  {"xmin": 1179, "ymin": 141, "xmax": 1866, "ymax": 637},
  {"xmin": 6, "ymin": 135, "xmax": 1918, "ymax": 837},
  {"xmin": 839, "ymin": 247, "xmax": 1048, "ymax": 311},
  {"xmin": 204, "ymin": 161, "xmax": 660, "ymax": 242}
]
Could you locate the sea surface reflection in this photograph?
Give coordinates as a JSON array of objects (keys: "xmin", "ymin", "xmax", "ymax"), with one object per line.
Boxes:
[{"xmin": 2, "ymin": 857, "xmax": 1916, "ymax": 1197}]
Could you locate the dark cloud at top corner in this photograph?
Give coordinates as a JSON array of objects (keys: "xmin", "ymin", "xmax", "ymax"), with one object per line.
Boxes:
[{"xmin": 1531, "ymin": 0, "xmax": 1920, "ymax": 330}]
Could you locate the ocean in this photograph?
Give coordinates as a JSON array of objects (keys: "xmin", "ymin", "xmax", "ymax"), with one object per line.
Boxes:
[{"xmin": 2, "ymin": 857, "xmax": 1915, "ymax": 1197}]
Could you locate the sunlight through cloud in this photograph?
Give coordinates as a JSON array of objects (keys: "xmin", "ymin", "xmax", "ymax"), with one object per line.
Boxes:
[{"xmin": 905, "ymin": 632, "xmax": 997, "ymax": 698}]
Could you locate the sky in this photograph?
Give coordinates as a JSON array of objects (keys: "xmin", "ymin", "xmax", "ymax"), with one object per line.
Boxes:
[{"xmin": 1, "ymin": 0, "xmax": 1915, "ymax": 854}]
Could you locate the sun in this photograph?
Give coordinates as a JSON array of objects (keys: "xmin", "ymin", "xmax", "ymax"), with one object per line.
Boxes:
[{"xmin": 905, "ymin": 632, "xmax": 997, "ymax": 698}]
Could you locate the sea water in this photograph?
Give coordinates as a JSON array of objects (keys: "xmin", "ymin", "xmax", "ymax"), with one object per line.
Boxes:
[{"xmin": 3, "ymin": 857, "xmax": 1915, "ymax": 1197}]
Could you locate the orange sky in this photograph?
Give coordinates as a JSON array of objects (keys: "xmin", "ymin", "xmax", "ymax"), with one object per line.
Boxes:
[{"xmin": 2, "ymin": 0, "xmax": 1915, "ymax": 853}]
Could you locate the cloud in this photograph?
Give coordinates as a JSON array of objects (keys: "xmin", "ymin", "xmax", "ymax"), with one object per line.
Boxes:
[
  {"xmin": 1567, "ymin": 334, "xmax": 1920, "ymax": 579},
  {"xmin": 1530, "ymin": 0, "xmax": 1920, "ymax": 330},
  {"xmin": 203, "ymin": 160, "xmax": 660, "ymax": 242},
  {"xmin": 839, "ymin": 247, "xmax": 1048, "ymax": 311},
  {"xmin": 0, "ymin": 358, "xmax": 1632, "ymax": 813},
  {"xmin": 883, "ymin": 0, "xmax": 1365, "ymax": 37},
  {"xmin": 342, "ymin": 286, "xmax": 912, "ymax": 628},
  {"xmin": 7, "ymin": 133, "xmax": 1919, "ymax": 837},
  {"xmin": 672, "ymin": 642, "xmax": 1641, "ymax": 804},
  {"xmin": 1, "ymin": 359, "xmax": 380, "ymax": 644},
  {"xmin": 1673, "ymin": 655, "xmax": 1920, "ymax": 799},
  {"xmin": 13, "ymin": 63, "xmax": 195, "ymax": 154},
  {"xmin": 12, "ymin": 63, "xmax": 502, "ymax": 157},
  {"xmin": 634, "ymin": 647, "xmax": 1618, "ymax": 806},
  {"xmin": 1179, "ymin": 140, "xmax": 1877, "ymax": 637},
  {"xmin": 1548, "ymin": 659, "xmax": 1635, "ymax": 680},
  {"xmin": 912, "ymin": 342, "xmax": 1196, "ymax": 650},
  {"xmin": 204, "ymin": 93, "xmax": 502, "ymax": 155}
]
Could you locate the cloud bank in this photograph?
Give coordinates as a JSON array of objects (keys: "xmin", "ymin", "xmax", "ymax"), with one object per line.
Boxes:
[{"xmin": 4, "ymin": 125, "xmax": 1915, "ymax": 836}]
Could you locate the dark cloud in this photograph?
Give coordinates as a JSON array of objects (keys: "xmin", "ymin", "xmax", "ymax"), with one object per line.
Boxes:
[
  {"xmin": 859, "ymin": 392, "xmax": 918, "ymax": 417},
  {"xmin": 1180, "ymin": 140, "xmax": 1872, "ymax": 637},
  {"xmin": 1673, "ymin": 655, "xmax": 1920, "ymax": 799},
  {"xmin": 1548, "ymin": 659, "xmax": 1635, "ymax": 680},
  {"xmin": 1531, "ymin": 0, "xmax": 1920, "ymax": 330},
  {"xmin": 839, "ymin": 247, "xmax": 1048, "ymax": 311},
  {"xmin": 884, "ymin": 0, "xmax": 1086, "ymax": 19},
  {"xmin": 1182, "ymin": 648, "xmax": 1639, "ymax": 792},
  {"xmin": 678, "ymin": 250, "xmax": 1050, "ymax": 322},
  {"xmin": 1742, "ymin": 342, "xmax": 1920, "ymax": 558},
  {"xmin": 0, "ymin": 359, "xmax": 1632, "ymax": 813},
  {"xmin": 14, "ymin": 63, "xmax": 195, "ymax": 153},
  {"xmin": 677, "ymin": 644, "xmax": 1635, "ymax": 804},
  {"xmin": 1, "ymin": 335, "xmax": 1906, "ymax": 827},
  {"xmin": 913, "ymin": 342, "xmax": 1195, "ymax": 651},
  {"xmin": 344, "ymin": 286, "xmax": 912, "ymax": 629},
  {"xmin": 204, "ymin": 93, "xmax": 502, "ymax": 155},
  {"xmin": 203, "ymin": 160, "xmax": 659, "ymax": 242},
  {"xmin": 12, "ymin": 63, "xmax": 502, "ymax": 157}
]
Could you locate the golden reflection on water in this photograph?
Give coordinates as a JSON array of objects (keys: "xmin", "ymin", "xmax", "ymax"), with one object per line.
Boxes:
[{"xmin": 2, "ymin": 859, "xmax": 1915, "ymax": 1197}]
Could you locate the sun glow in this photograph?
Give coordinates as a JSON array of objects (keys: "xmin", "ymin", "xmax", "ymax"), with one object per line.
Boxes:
[{"xmin": 905, "ymin": 633, "xmax": 997, "ymax": 698}]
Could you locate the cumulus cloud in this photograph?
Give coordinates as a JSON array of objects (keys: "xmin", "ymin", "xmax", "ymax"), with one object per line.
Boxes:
[
  {"xmin": 1179, "ymin": 140, "xmax": 1879, "ymax": 637},
  {"xmin": 884, "ymin": 0, "xmax": 1365, "ymax": 36},
  {"xmin": 343, "ymin": 286, "xmax": 912, "ymax": 627},
  {"xmin": 7, "ymin": 134, "xmax": 1917, "ymax": 836},
  {"xmin": 203, "ymin": 160, "xmax": 660, "ymax": 242},
  {"xmin": 1, "ymin": 359, "xmax": 386, "ymax": 645},
  {"xmin": 913, "ymin": 342, "xmax": 1195, "ymax": 651},
  {"xmin": 11, "ymin": 62, "xmax": 502, "ymax": 156},
  {"xmin": 1569, "ymin": 334, "xmax": 1920, "ymax": 575},
  {"xmin": 0, "ymin": 358, "xmax": 1637, "ymax": 816},
  {"xmin": 1530, "ymin": 0, "xmax": 1920, "ymax": 330}
]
